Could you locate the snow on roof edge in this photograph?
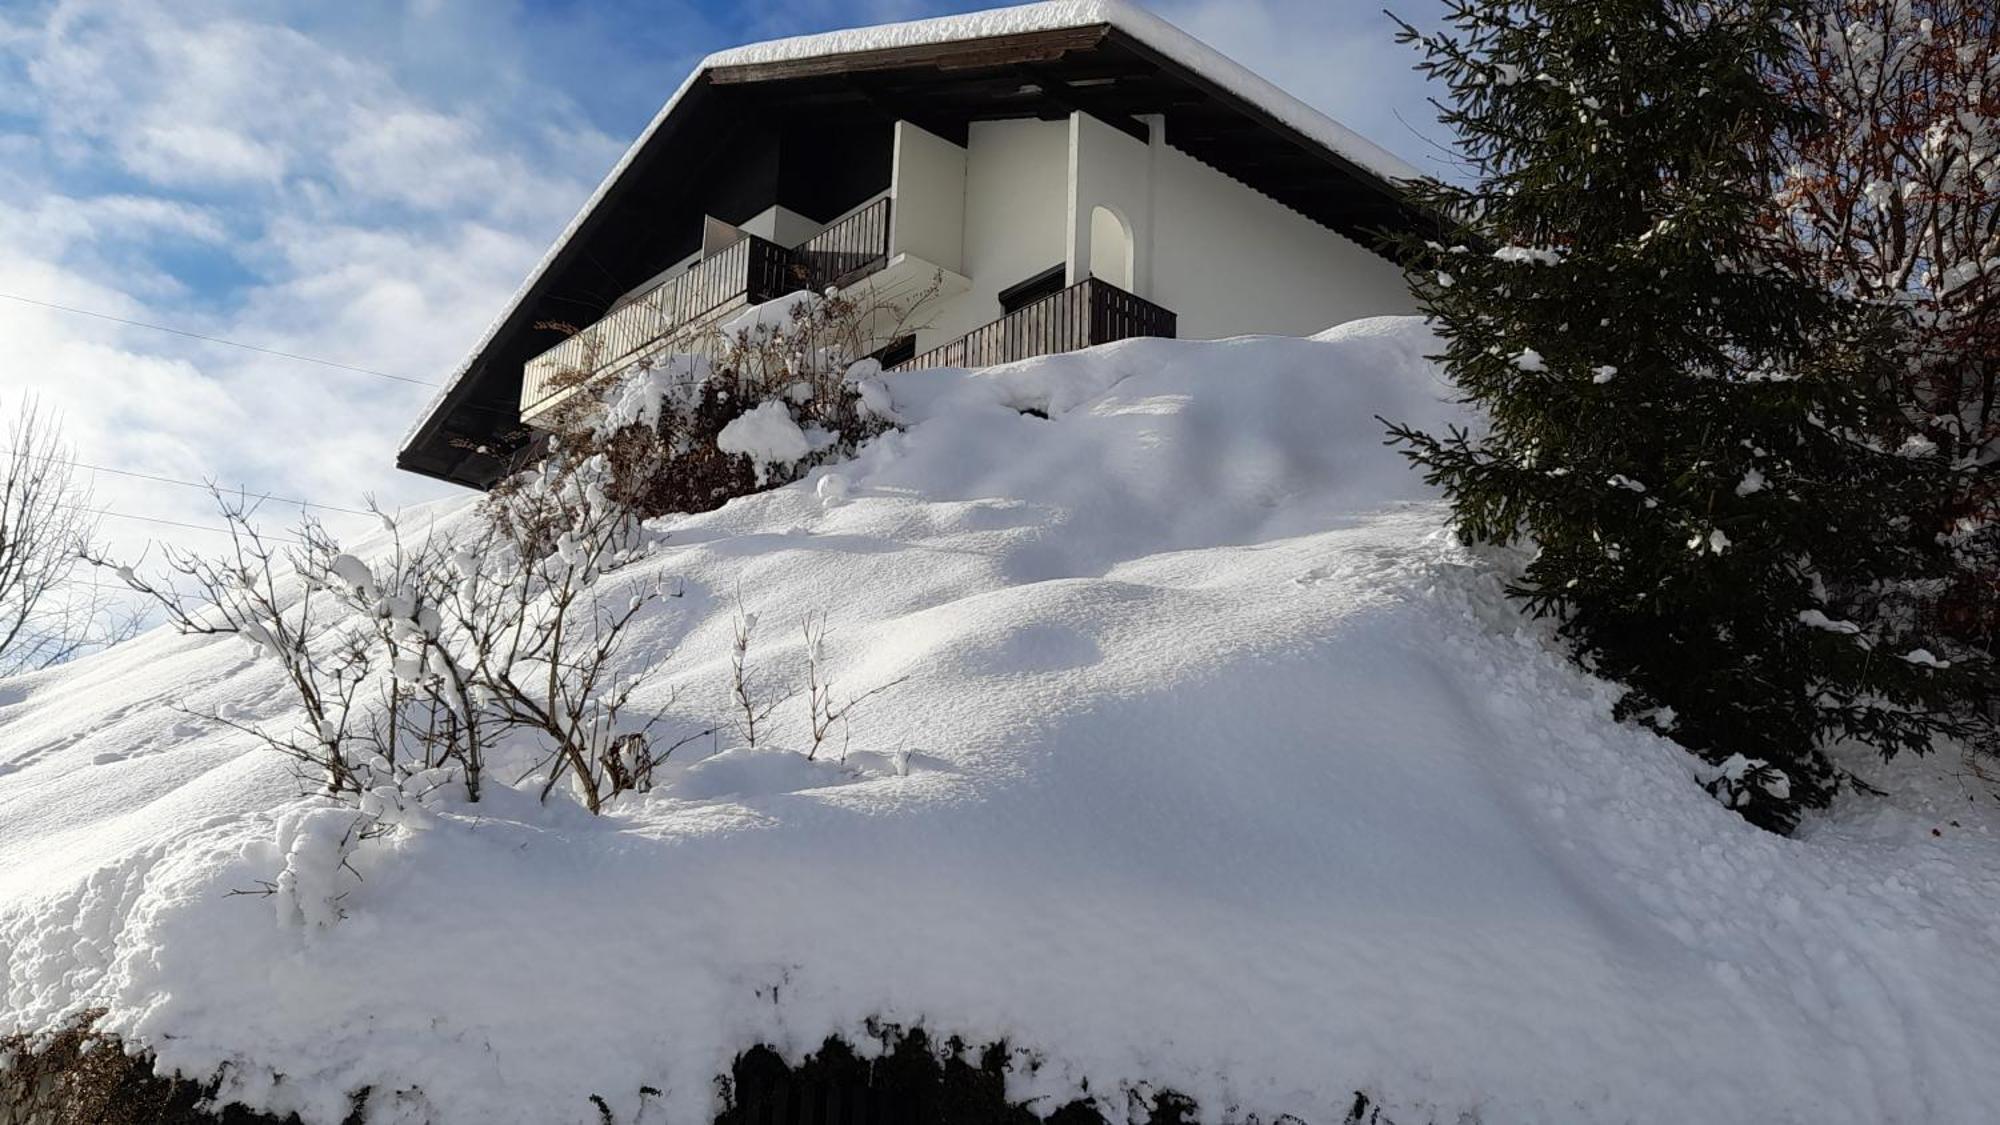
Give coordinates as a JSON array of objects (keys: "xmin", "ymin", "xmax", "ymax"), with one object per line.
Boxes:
[
  {"xmin": 699, "ymin": 0, "xmax": 1421, "ymax": 185},
  {"xmin": 401, "ymin": 0, "xmax": 1422, "ymax": 461}
]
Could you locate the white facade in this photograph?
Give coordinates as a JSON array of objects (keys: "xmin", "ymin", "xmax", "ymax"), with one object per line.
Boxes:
[
  {"xmin": 519, "ymin": 109, "xmax": 1417, "ymax": 424},
  {"xmin": 867, "ymin": 110, "xmax": 1416, "ymax": 358}
]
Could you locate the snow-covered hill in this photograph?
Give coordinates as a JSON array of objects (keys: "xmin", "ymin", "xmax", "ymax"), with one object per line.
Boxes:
[{"xmin": 2, "ymin": 318, "xmax": 1998, "ymax": 1124}]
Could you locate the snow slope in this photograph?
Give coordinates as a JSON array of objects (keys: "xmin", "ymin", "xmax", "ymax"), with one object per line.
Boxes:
[{"xmin": 7, "ymin": 318, "xmax": 2000, "ymax": 1125}]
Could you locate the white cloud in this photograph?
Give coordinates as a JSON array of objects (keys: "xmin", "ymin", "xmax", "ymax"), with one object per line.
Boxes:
[
  {"xmin": 123, "ymin": 122, "xmax": 288, "ymax": 187},
  {"xmin": 1, "ymin": 0, "xmax": 624, "ymax": 572}
]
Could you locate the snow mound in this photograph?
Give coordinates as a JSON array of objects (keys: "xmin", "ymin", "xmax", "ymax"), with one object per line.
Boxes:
[{"xmin": 7, "ymin": 318, "xmax": 2000, "ymax": 1125}]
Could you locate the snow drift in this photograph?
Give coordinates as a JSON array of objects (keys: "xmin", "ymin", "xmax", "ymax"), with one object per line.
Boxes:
[{"xmin": 4, "ymin": 318, "xmax": 2000, "ymax": 1124}]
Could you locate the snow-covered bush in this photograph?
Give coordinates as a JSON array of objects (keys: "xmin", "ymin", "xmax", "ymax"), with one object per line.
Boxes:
[
  {"xmin": 502, "ymin": 285, "xmax": 915, "ymax": 527},
  {"xmin": 445, "ymin": 466, "xmax": 688, "ymax": 813}
]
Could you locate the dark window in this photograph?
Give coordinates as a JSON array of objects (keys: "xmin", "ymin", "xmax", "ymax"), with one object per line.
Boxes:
[
  {"xmin": 871, "ymin": 334, "xmax": 917, "ymax": 370},
  {"xmin": 996, "ymin": 263, "xmax": 1066, "ymax": 314}
]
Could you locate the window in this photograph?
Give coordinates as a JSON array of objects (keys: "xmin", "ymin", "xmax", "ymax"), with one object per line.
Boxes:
[
  {"xmin": 871, "ymin": 334, "xmax": 917, "ymax": 370},
  {"xmin": 997, "ymin": 263, "xmax": 1066, "ymax": 314}
]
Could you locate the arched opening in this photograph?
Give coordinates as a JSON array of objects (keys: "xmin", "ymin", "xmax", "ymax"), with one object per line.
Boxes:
[{"xmin": 1088, "ymin": 205, "xmax": 1134, "ymax": 291}]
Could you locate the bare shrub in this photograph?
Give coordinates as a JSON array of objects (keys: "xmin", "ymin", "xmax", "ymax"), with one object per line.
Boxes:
[
  {"xmin": 801, "ymin": 612, "xmax": 904, "ymax": 761},
  {"xmin": 728, "ymin": 604, "xmax": 781, "ymax": 751},
  {"xmin": 450, "ymin": 475, "xmax": 690, "ymax": 812},
  {"xmin": 0, "ymin": 396, "xmax": 137, "ymax": 676},
  {"xmin": 1768, "ymin": 0, "xmax": 2000, "ymax": 672},
  {"xmin": 86, "ymin": 492, "xmax": 378, "ymax": 797},
  {"xmin": 92, "ymin": 480, "xmax": 686, "ymax": 814},
  {"xmin": 84, "ymin": 278, "xmax": 933, "ymax": 814}
]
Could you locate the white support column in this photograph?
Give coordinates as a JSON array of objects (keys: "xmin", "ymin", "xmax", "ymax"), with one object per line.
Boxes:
[
  {"xmin": 1066, "ymin": 110, "xmax": 1158, "ymax": 296},
  {"xmin": 890, "ymin": 120, "xmax": 968, "ymax": 275}
]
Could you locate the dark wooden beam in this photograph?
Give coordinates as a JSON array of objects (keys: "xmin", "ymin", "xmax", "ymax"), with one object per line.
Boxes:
[
  {"xmin": 826, "ymin": 72, "xmax": 970, "ymax": 145},
  {"xmin": 1012, "ymin": 63, "xmax": 1150, "ymax": 142}
]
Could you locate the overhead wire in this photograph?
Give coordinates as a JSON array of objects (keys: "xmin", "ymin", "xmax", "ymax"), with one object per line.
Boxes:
[
  {"xmin": 64, "ymin": 458, "xmax": 372, "ymax": 516},
  {"xmin": 0, "ymin": 290, "xmax": 438, "ymax": 387},
  {"xmin": 90, "ymin": 508, "xmax": 303, "ymax": 545},
  {"xmin": 0, "ymin": 289, "xmax": 424, "ymax": 613}
]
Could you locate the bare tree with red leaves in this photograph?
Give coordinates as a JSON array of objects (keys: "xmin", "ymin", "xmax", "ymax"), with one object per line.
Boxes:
[{"xmin": 1769, "ymin": 0, "xmax": 2000, "ymax": 661}]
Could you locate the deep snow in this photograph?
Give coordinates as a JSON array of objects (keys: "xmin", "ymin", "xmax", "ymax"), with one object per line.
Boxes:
[{"xmin": 6, "ymin": 318, "xmax": 2000, "ymax": 1125}]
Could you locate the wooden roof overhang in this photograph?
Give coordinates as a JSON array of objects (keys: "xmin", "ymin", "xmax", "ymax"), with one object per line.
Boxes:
[{"xmin": 398, "ymin": 23, "xmax": 1431, "ymax": 489}]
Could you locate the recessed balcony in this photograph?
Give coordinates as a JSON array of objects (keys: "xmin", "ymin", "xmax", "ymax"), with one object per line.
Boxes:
[{"xmin": 520, "ymin": 198, "xmax": 893, "ymax": 419}]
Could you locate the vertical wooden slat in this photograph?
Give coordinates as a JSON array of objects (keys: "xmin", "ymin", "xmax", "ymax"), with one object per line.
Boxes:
[{"xmin": 794, "ymin": 198, "xmax": 891, "ymax": 290}]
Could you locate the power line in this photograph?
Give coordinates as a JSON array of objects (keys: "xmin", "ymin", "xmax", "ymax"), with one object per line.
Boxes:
[
  {"xmin": 93, "ymin": 508, "xmax": 302, "ymax": 545},
  {"xmin": 0, "ymin": 291, "xmax": 438, "ymax": 387},
  {"xmin": 67, "ymin": 458, "xmax": 372, "ymax": 516},
  {"xmin": 4, "ymin": 447, "xmax": 378, "ymax": 517}
]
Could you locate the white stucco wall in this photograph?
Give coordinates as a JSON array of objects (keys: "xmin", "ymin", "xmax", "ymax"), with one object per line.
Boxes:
[
  {"xmin": 1142, "ymin": 125, "xmax": 1415, "ymax": 339},
  {"xmin": 737, "ymin": 204, "xmax": 823, "ymax": 249},
  {"xmin": 890, "ymin": 122, "xmax": 967, "ymax": 275},
  {"xmin": 921, "ymin": 117, "xmax": 1071, "ymax": 347},
  {"xmin": 894, "ymin": 110, "xmax": 1412, "ymax": 355},
  {"xmin": 1067, "ymin": 112, "xmax": 1155, "ymax": 295}
]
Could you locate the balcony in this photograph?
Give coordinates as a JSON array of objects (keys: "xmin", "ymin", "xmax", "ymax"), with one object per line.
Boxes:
[
  {"xmin": 521, "ymin": 198, "xmax": 892, "ymax": 417},
  {"xmin": 893, "ymin": 277, "xmax": 1177, "ymax": 372}
]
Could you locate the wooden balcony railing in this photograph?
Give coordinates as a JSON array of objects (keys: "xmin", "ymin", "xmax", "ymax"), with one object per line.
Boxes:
[
  {"xmin": 795, "ymin": 197, "xmax": 891, "ymax": 290},
  {"xmin": 894, "ymin": 278, "xmax": 1177, "ymax": 372},
  {"xmin": 521, "ymin": 197, "xmax": 892, "ymax": 415}
]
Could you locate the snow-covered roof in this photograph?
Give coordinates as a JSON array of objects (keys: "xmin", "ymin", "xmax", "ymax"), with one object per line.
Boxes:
[
  {"xmin": 401, "ymin": 0, "xmax": 1422, "ymax": 477},
  {"xmin": 698, "ymin": 1, "xmax": 1419, "ymax": 185}
]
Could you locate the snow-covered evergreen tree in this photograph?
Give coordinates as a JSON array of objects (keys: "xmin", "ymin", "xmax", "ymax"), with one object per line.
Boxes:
[{"xmin": 1389, "ymin": 0, "xmax": 1977, "ymax": 831}]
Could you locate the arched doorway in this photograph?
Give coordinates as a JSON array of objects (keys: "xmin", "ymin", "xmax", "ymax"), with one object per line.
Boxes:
[{"xmin": 1088, "ymin": 205, "xmax": 1134, "ymax": 291}]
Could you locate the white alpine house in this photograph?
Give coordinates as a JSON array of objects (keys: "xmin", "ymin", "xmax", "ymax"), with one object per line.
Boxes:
[{"xmin": 399, "ymin": 0, "xmax": 1426, "ymax": 490}]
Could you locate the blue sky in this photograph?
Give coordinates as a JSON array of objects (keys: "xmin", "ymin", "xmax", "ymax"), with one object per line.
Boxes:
[{"xmin": 0, "ymin": 0, "xmax": 1449, "ymax": 561}]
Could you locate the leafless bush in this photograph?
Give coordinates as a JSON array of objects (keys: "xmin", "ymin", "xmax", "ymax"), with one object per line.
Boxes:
[
  {"xmin": 801, "ymin": 612, "xmax": 903, "ymax": 762},
  {"xmin": 85, "ymin": 281, "xmax": 930, "ymax": 809},
  {"xmin": 721, "ymin": 603, "xmax": 905, "ymax": 762},
  {"xmin": 728, "ymin": 604, "xmax": 779, "ymax": 750},
  {"xmin": 91, "ymin": 478, "xmax": 687, "ymax": 814},
  {"xmin": 1767, "ymin": 0, "xmax": 2000, "ymax": 669},
  {"xmin": 450, "ymin": 475, "xmax": 690, "ymax": 812},
  {"xmin": 85, "ymin": 492, "xmax": 376, "ymax": 797},
  {"xmin": 0, "ymin": 396, "xmax": 138, "ymax": 677}
]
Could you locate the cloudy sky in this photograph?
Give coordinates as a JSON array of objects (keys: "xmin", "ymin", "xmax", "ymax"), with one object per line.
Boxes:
[{"xmin": 0, "ymin": 0, "xmax": 1451, "ymax": 567}]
